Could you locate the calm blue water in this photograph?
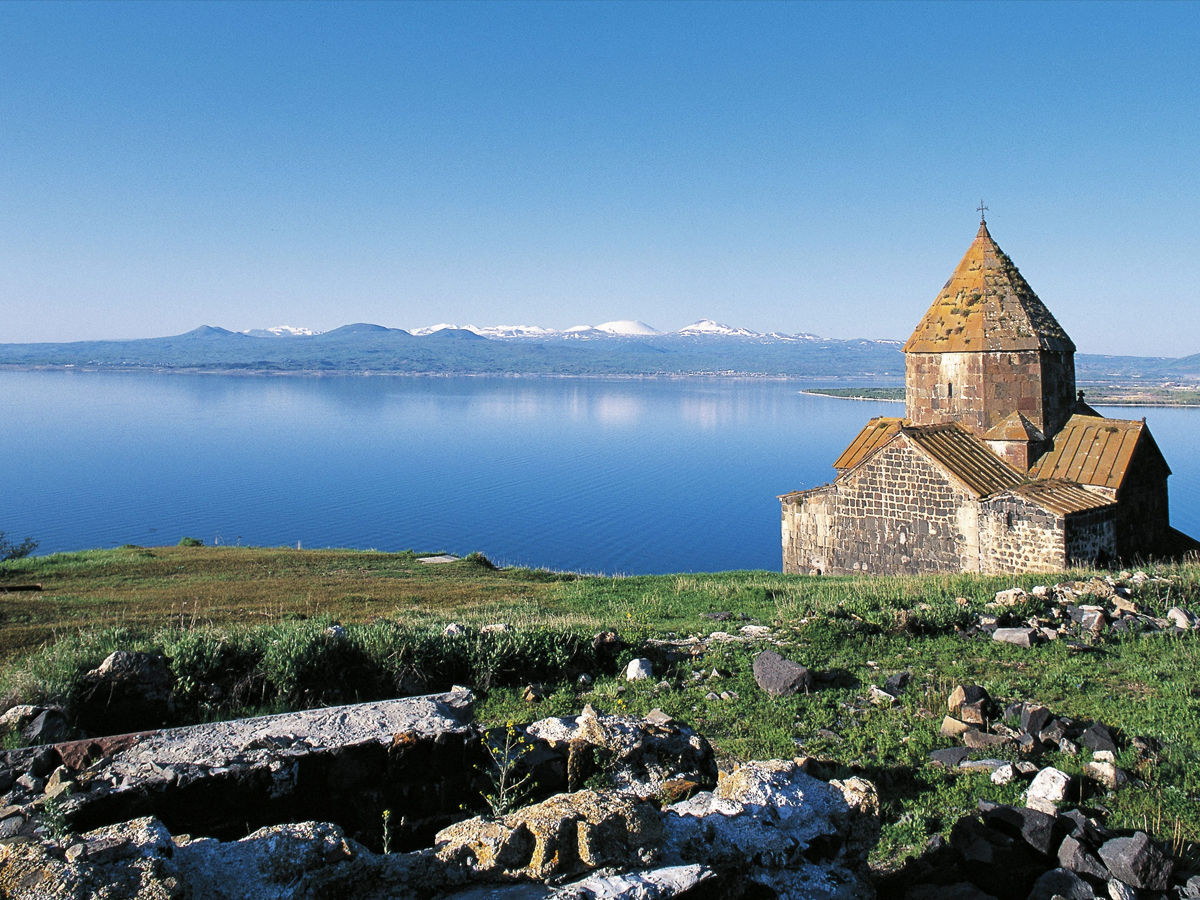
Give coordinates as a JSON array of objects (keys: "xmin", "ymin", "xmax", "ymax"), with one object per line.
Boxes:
[{"xmin": 2, "ymin": 372, "xmax": 1197, "ymax": 574}]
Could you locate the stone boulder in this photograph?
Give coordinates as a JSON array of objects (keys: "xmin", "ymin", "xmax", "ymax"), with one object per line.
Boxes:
[
  {"xmin": 77, "ymin": 651, "xmax": 175, "ymax": 736},
  {"xmin": 752, "ymin": 650, "xmax": 813, "ymax": 697}
]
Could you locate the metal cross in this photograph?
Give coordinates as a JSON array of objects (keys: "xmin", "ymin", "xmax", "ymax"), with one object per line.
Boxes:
[{"xmin": 977, "ymin": 200, "xmax": 989, "ymax": 223}]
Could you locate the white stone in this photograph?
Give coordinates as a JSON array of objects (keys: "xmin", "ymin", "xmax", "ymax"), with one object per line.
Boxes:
[
  {"xmin": 1026, "ymin": 766, "xmax": 1071, "ymax": 814},
  {"xmin": 990, "ymin": 763, "xmax": 1016, "ymax": 785},
  {"xmin": 1108, "ymin": 878, "xmax": 1138, "ymax": 900},
  {"xmin": 1166, "ymin": 607, "xmax": 1194, "ymax": 629},
  {"xmin": 624, "ymin": 658, "xmax": 653, "ymax": 681},
  {"xmin": 443, "ymin": 623, "xmax": 466, "ymax": 636}
]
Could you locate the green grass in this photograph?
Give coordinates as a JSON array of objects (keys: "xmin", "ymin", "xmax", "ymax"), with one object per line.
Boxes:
[{"xmin": 2, "ymin": 546, "xmax": 1199, "ymax": 869}]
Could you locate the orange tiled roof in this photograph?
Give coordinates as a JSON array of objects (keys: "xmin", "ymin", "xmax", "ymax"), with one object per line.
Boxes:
[
  {"xmin": 903, "ymin": 422, "xmax": 1025, "ymax": 497},
  {"xmin": 833, "ymin": 417, "xmax": 904, "ymax": 470},
  {"xmin": 1006, "ymin": 479, "xmax": 1115, "ymax": 516},
  {"xmin": 982, "ymin": 410, "xmax": 1045, "ymax": 442},
  {"xmin": 1030, "ymin": 414, "xmax": 1168, "ymax": 489},
  {"xmin": 903, "ymin": 221, "xmax": 1075, "ymax": 354}
]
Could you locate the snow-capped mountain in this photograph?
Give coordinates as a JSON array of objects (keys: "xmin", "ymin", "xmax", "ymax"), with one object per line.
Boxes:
[
  {"xmin": 676, "ymin": 319, "xmax": 761, "ymax": 337},
  {"xmin": 242, "ymin": 325, "xmax": 319, "ymax": 338}
]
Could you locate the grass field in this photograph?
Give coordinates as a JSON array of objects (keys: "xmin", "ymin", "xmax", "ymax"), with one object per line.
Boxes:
[{"xmin": 2, "ymin": 544, "xmax": 1198, "ymax": 869}]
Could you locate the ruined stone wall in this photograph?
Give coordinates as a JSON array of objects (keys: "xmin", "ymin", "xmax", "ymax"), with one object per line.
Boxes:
[
  {"xmin": 1115, "ymin": 442, "xmax": 1172, "ymax": 560},
  {"xmin": 781, "ymin": 485, "xmax": 837, "ymax": 574},
  {"xmin": 782, "ymin": 438, "xmax": 978, "ymax": 575},
  {"xmin": 905, "ymin": 349, "xmax": 1075, "ymax": 437},
  {"xmin": 979, "ymin": 495, "xmax": 1067, "ymax": 573}
]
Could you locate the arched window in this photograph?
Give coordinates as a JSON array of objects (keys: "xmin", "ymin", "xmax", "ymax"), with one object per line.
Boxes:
[{"xmin": 947, "ymin": 381, "xmax": 954, "ymax": 399}]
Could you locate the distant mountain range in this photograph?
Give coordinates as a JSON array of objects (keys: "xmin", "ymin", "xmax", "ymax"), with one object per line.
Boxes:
[{"xmin": 0, "ymin": 319, "xmax": 1194, "ymax": 381}]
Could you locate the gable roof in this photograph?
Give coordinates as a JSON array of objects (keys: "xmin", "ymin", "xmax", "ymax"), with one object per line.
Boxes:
[
  {"xmin": 1030, "ymin": 414, "xmax": 1170, "ymax": 489},
  {"xmin": 1004, "ymin": 479, "xmax": 1115, "ymax": 516},
  {"xmin": 983, "ymin": 410, "xmax": 1045, "ymax": 443},
  {"xmin": 833, "ymin": 417, "xmax": 904, "ymax": 470},
  {"xmin": 903, "ymin": 221, "xmax": 1075, "ymax": 354},
  {"xmin": 903, "ymin": 423, "xmax": 1025, "ymax": 497}
]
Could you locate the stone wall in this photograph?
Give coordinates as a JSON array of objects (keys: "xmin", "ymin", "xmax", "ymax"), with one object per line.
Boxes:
[
  {"xmin": 783, "ymin": 437, "xmax": 977, "ymax": 575},
  {"xmin": 978, "ymin": 494, "xmax": 1066, "ymax": 574},
  {"xmin": 1064, "ymin": 506, "xmax": 1117, "ymax": 567},
  {"xmin": 905, "ymin": 349, "xmax": 1075, "ymax": 437},
  {"xmin": 1114, "ymin": 441, "xmax": 1172, "ymax": 560}
]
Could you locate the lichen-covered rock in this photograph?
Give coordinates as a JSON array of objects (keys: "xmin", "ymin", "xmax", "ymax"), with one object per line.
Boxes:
[
  {"xmin": 435, "ymin": 789, "xmax": 663, "ymax": 882},
  {"xmin": 77, "ymin": 651, "xmax": 175, "ymax": 736},
  {"xmin": 525, "ymin": 706, "xmax": 717, "ymax": 799},
  {"xmin": 662, "ymin": 759, "xmax": 875, "ymax": 898}
]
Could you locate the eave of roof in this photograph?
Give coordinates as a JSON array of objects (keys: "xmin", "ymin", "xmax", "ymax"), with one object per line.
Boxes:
[
  {"xmin": 1030, "ymin": 414, "xmax": 1168, "ymax": 489},
  {"xmin": 983, "ymin": 410, "xmax": 1045, "ymax": 443},
  {"xmin": 903, "ymin": 221, "xmax": 1075, "ymax": 354},
  {"xmin": 833, "ymin": 417, "xmax": 905, "ymax": 471},
  {"xmin": 1004, "ymin": 479, "xmax": 1115, "ymax": 516}
]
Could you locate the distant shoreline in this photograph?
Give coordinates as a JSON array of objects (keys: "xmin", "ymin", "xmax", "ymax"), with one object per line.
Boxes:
[{"xmin": 801, "ymin": 386, "xmax": 1200, "ymax": 408}]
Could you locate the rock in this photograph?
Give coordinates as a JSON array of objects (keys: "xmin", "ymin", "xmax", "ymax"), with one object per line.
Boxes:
[
  {"xmin": 1020, "ymin": 705, "xmax": 1053, "ymax": 737},
  {"xmin": 947, "ymin": 684, "xmax": 989, "ymax": 716},
  {"xmin": 0, "ymin": 705, "xmax": 42, "ymax": 735},
  {"xmin": 978, "ymin": 802, "xmax": 1062, "ymax": 855},
  {"xmin": 522, "ymin": 683, "xmax": 545, "ymax": 703},
  {"xmin": 22, "ymin": 708, "xmax": 70, "ymax": 746},
  {"xmin": 624, "ymin": 658, "xmax": 653, "ymax": 681},
  {"xmin": 1084, "ymin": 760, "xmax": 1128, "ymax": 791},
  {"xmin": 940, "ymin": 716, "xmax": 969, "ymax": 738},
  {"xmin": 962, "ymin": 730, "xmax": 1010, "ymax": 751},
  {"xmin": 884, "ymin": 672, "xmax": 911, "ymax": 695},
  {"xmin": 929, "ymin": 746, "xmax": 970, "ymax": 768},
  {"xmin": 959, "ymin": 699, "xmax": 988, "ymax": 726},
  {"xmin": 443, "ymin": 623, "xmax": 467, "ymax": 636},
  {"xmin": 662, "ymin": 759, "xmax": 876, "ymax": 895},
  {"xmin": 959, "ymin": 758, "xmax": 1007, "ymax": 774},
  {"xmin": 1079, "ymin": 722, "xmax": 1119, "ymax": 754},
  {"xmin": 28, "ymin": 747, "xmax": 59, "ymax": 778},
  {"xmin": 1166, "ymin": 606, "xmax": 1194, "ymax": 629},
  {"xmin": 559, "ymin": 863, "xmax": 716, "ymax": 897},
  {"xmin": 906, "ymin": 883, "xmax": 998, "ymax": 900},
  {"xmin": 0, "ymin": 813, "xmax": 24, "ymax": 840},
  {"xmin": 994, "ymin": 588, "xmax": 1027, "ymax": 606},
  {"xmin": 14, "ymin": 773, "xmax": 44, "ymax": 795},
  {"xmin": 576, "ymin": 673, "xmax": 594, "ymax": 689},
  {"xmin": 1097, "ymin": 831, "xmax": 1174, "ymax": 890},
  {"xmin": 527, "ymin": 707, "xmax": 717, "ymax": 799},
  {"xmin": 1057, "ymin": 833, "xmax": 1109, "ymax": 882},
  {"xmin": 868, "ymin": 685, "xmax": 897, "ymax": 707},
  {"xmin": 1025, "ymin": 767, "xmax": 1071, "ymax": 815},
  {"xmin": 989, "ymin": 764, "xmax": 1015, "ymax": 785},
  {"xmin": 77, "ymin": 650, "xmax": 175, "ymax": 735},
  {"xmin": 481, "ymin": 623, "xmax": 511, "ymax": 633},
  {"xmin": 437, "ymin": 789, "xmax": 663, "ymax": 881},
  {"xmin": 1107, "ymin": 878, "xmax": 1137, "ymax": 900},
  {"xmin": 992, "ymin": 627, "xmax": 1040, "ymax": 647},
  {"xmin": 1027, "ymin": 867, "xmax": 1095, "ymax": 900},
  {"xmin": 751, "ymin": 650, "xmax": 813, "ymax": 697}
]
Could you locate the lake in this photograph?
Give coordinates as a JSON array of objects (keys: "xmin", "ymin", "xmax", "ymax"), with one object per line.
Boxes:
[{"xmin": 3, "ymin": 371, "xmax": 1198, "ymax": 575}]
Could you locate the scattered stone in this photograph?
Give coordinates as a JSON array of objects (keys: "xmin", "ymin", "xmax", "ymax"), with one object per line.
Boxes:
[
  {"xmin": 958, "ymin": 758, "xmax": 1006, "ymax": 774},
  {"xmin": 941, "ymin": 716, "xmax": 969, "ymax": 738},
  {"xmin": 979, "ymin": 801, "xmax": 1061, "ymax": 855},
  {"xmin": 443, "ymin": 623, "xmax": 466, "ymax": 636},
  {"xmin": 868, "ymin": 685, "xmax": 897, "ymax": 706},
  {"xmin": 947, "ymin": 684, "xmax": 989, "ymax": 717},
  {"xmin": 884, "ymin": 671, "xmax": 911, "ymax": 695},
  {"xmin": 521, "ymin": 683, "xmax": 544, "ymax": 703},
  {"xmin": 576, "ymin": 673, "xmax": 593, "ymax": 689},
  {"xmin": 1025, "ymin": 766, "xmax": 1071, "ymax": 815},
  {"xmin": 21, "ymin": 708, "xmax": 71, "ymax": 746},
  {"xmin": 989, "ymin": 763, "xmax": 1015, "ymax": 785},
  {"xmin": 929, "ymin": 746, "xmax": 971, "ymax": 768},
  {"xmin": 994, "ymin": 588, "xmax": 1027, "ymax": 606},
  {"xmin": 1098, "ymin": 831, "xmax": 1174, "ymax": 891},
  {"xmin": 1020, "ymin": 705, "xmax": 1052, "ymax": 736},
  {"xmin": 480, "ymin": 623, "xmax": 511, "ymax": 633},
  {"xmin": 1166, "ymin": 606, "xmax": 1194, "ymax": 629},
  {"xmin": 1079, "ymin": 722, "xmax": 1119, "ymax": 754},
  {"xmin": 624, "ymin": 658, "xmax": 653, "ymax": 681},
  {"xmin": 1107, "ymin": 878, "xmax": 1138, "ymax": 900},
  {"xmin": 1057, "ymin": 832, "xmax": 1109, "ymax": 882},
  {"xmin": 700, "ymin": 611, "xmax": 732, "ymax": 621},
  {"xmin": 962, "ymin": 730, "xmax": 1010, "ymax": 751},
  {"xmin": 992, "ymin": 627, "xmax": 1040, "ymax": 648},
  {"xmin": 1059, "ymin": 738, "xmax": 1079, "ymax": 756},
  {"xmin": 1014, "ymin": 761, "xmax": 1039, "ymax": 776},
  {"xmin": 751, "ymin": 650, "xmax": 813, "ymax": 697},
  {"xmin": 1027, "ymin": 867, "xmax": 1095, "ymax": 900}
]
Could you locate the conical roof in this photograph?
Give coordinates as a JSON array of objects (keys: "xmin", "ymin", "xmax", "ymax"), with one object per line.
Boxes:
[{"xmin": 904, "ymin": 221, "xmax": 1075, "ymax": 353}]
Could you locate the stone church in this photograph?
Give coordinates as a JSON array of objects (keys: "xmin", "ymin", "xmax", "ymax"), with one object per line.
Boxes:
[{"xmin": 781, "ymin": 217, "xmax": 1195, "ymax": 575}]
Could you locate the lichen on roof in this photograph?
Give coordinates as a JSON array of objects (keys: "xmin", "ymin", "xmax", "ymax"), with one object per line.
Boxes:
[
  {"xmin": 903, "ymin": 221, "xmax": 1075, "ymax": 354},
  {"xmin": 1031, "ymin": 414, "xmax": 1169, "ymax": 489}
]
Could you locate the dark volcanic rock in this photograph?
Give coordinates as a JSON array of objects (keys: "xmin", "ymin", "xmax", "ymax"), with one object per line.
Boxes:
[
  {"xmin": 752, "ymin": 649, "xmax": 813, "ymax": 697},
  {"xmin": 1079, "ymin": 722, "xmax": 1119, "ymax": 754},
  {"xmin": 22, "ymin": 708, "xmax": 71, "ymax": 745},
  {"xmin": 1098, "ymin": 831, "xmax": 1174, "ymax": 891},
  {"xmin": 978, "ymin": 801, "xmax": 1062, "ymax": 856},
  {"xmin": 929, "ymin": 746, "xmax": 971, "ymax": 768},
  {"xmin": 1027, "ymin": 867, "xmax": 1094, "ymax": 900},
  {"xmin": 77, "ymin": 650, "xmax": 175, "ymax": 735},
  {"xmin": 1056, "ymin": 833, "xmax": 1109, "ymax": 881}
]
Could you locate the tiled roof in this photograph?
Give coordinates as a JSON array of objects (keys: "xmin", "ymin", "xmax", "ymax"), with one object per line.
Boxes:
[
  {"xmin": 1006, "ymin": 480, "xmax": 1115, "ymax": 516},
  {"xmin": 983, "ymin": 410, "xmax": 1045, "ymax": 442},
  {"xmin": 904, "ymin": 423, "xmax": 1025, "ymax": 497},
  {"xmin": 833, "ymin": 417, "xmax": 904, "ymax": 470},
  {"xmin": 1030, "ymin": 414, "xmax": 1168, "ymax": 489},
  {"xmin": 903, "ymin": 221, "xmax": 1075, "ymax": 354}
]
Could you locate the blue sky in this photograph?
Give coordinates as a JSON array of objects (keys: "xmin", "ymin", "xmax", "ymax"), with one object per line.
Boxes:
[{"xmin": 2, "ymin": 1, "xmax": 1198, "ymax": 356}]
